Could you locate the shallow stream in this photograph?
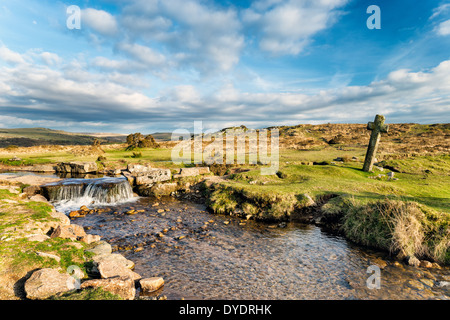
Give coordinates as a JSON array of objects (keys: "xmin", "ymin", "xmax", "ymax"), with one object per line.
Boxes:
[{"xmin": 66, "ymin": 196, "xmax": 450, "ymax": 300}]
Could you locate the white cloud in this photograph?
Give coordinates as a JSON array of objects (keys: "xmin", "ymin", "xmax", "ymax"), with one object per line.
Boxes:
[
  {"xmin": 121, "ymin": 0, "xmax": 244, "ymax": 73},
  {"xmin": 436, "ymin": 19, "xmax": 450, "ymax": 36},
  {"xmin": 0, "ymin": 45, "xmax": 26, "ymax": 64},
  {"xmin": 430, "ymin": 4, "xmax": 450, "ymax": 20},
  {"xmin": 117, "ymin": 43, "xmax": 166, "ymax": 67},
  {"xmin": 40, "ymin": 52, "xmax": 61, "ymax": 66},
  {"xmin": 81, "ymin": 8, "xmax": 118, "ymax": 36},
  {"xmin": 0, "ymin": 45, "xmax": 448, "ymax": 133},
  {"xmin": 243, "ymin": 0, "xmax": 348, "ymax": 55}
]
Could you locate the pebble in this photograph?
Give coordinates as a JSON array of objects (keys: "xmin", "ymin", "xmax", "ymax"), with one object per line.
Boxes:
[
  {"xmin": 407, "ymin": 280, "xmax": 425, "ymax": 290},
  {"xmin": 419, "ymin": 279, "xmax": 434, "ymax": 288}
]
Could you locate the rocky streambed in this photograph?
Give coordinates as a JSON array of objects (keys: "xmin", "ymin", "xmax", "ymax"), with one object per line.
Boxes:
[{"xmin": 69, "ymin": 196, "xmax": 450, "ymax": 300}]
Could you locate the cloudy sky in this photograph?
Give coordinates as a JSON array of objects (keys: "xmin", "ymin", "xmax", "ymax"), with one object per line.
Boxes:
[{"xmin": 0, "ymin": 0, "xmax": 449, "ymax": 133}]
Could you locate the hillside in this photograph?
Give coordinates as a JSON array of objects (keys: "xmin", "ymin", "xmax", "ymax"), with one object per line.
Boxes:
[
  {"xmin": 0, "ymin": 128, "xmax": 129, "ymax": 147},
  {"xmin": 0, "ymin": 128, "xmax": 177, "ymax": 147}
]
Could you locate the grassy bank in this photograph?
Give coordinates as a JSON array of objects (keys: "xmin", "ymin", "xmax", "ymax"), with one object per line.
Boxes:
[
  {"xmin": 0, "ymin": 187, "xmax": 98, "ymax": 299},
  {"xmin": 204, "ymin": 154, "xmax": 450, "ymax": 264}
]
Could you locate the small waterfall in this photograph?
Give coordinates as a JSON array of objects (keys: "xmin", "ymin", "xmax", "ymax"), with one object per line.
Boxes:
[{"xmin": 43, "ymin": 177, "xmax": 136, "ymax": 213}]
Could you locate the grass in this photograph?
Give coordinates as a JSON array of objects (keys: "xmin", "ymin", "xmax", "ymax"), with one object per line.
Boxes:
[
  {"xmin": 339, "ymin": 198, "xmax": 450, "ymax": 264},
  {"xmin": 0, "ymin": 188, "xmax": 95, "ymax": 290},
  {"xmin": 0, "ymin": 123, "xmax": 448, "ymax": 264},
  {"xmin": 48, "ymin": 287, "xmax": 123, "ymax": 300}
]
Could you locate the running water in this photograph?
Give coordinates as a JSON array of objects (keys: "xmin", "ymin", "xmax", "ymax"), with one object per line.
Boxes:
[{"xmin": 43, "ymin": 176, "xmax": 137, "ymax": 213}]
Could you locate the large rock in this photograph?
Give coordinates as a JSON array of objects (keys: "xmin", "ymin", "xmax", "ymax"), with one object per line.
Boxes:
[
  {"xmin": 24, "ymin": 268, "xmax": 77, "ymax": 300},
  {"xmin": 127, "ymin": 163, "xmax": 153, "ymax": 175},
  {"xmin": 79, "ymin": 234, "xmax": 101, "ymax": 244},
  {"xmin": 139, "ymin": 277, "xmax": 164, "ymax": 293},
  {"xmin": 135, "ymin": 169, "xmax": 171, "ymax": 186},
  {"xmin": 56, "ymin": 162, "xmax": 98, "ymax": 174},
  {"xmin": 50, "ymin": 224, "xmax": 86, "ymax": 240},
  {"xmin": 150, "ymin": 182, "xmax": 178, "ymax": 196},
  {"xmin": 49, "ymin": 210, "xmax": 71, "ymax": 226},
  {"xmin": 85, "ymin": 241, "xmax": 112, "ymax": 256},
  {"xmin": 88, "ymin": 254, "xmax": 135, "ymax": 276},
  {"xmin": 174, "ymin": 167, "xmax": 210, "ymax": 178},
  {"xmin": 80, "ymin": 276, "xmax": 136, "ymax": 300},
  {"xmin": 97, "ymin": 259, "xmax": 141, "ymax": 281},
  {"xmin": 29, "ymin": 194, "xmax": 49, "ymax": 202}
]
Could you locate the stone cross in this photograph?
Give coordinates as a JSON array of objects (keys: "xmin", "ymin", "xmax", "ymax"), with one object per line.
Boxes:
[{"xmin": 363, "ymin": 114, "xmax": 388, "ymax": 172}]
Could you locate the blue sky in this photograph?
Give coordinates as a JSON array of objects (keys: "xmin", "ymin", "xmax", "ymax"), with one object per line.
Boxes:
[{"xmin": 0, "ymin": 0, "xmax": 449, "ymax": 133}]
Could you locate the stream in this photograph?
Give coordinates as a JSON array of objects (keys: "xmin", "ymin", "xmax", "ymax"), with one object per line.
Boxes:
[{"xmin": 47, "ymin": 179, "xmax": 450, "ymax": 300}]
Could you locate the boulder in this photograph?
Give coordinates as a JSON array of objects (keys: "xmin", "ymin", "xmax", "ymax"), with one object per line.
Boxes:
[
  {"xmin": 97, "ymin": 260, "xmax": 141, "ymax": 281},
  {"xmin": 49, "ymin": 210, "xmax": 70, "ymax": 226},
  {"xmin": 150, "ymin": 182, "xmax": 178, "ymax": 196},
  {"xmin": 50, "ymin": 224, "xmax": 86, "ymax": 240},
  {"xmin": 29, "ymin": 194, "xmax": 49, "ymax": 202},
  {"xmin": 127, "ymin": 163, "xmax": 153, "ymax": 175},
  {"xmin": 85, "ymin": 241, "xmax": 112, "ymax": 256},
  {"xmin": 407, "ymin": 255, "xmax": 420, "ymax": 267},
  {"xmin": 174, "ymin": 167, "xmax": 210, "ymax": 178},
  {"xmin": 419, "ymin": 260, "xmax": 433, "ymax": 268},
  {"xmin": 24, "ymin": 268, "xmax": 77, "ymax": 300},
  {"xmin": 89, "ymin": 253, "xmax": 135, "ymax": 276},
  {"xmin": 79, "ymin": 234, "xmax": 101, "ymax": 244},
  {"xmin": 179, "ymin": 167, "xmax": 200, "ymax": 177},
  {"xmin": 135, "ymin": 169, "xmax": 171, "ymax": 185},
  {"xmin": 80, "ymin": 276, "xmax": 136, "ymax": 300},
  {"xmin": 22, "ymin": 185, "xmax": 41, "ymax": 197},
  {"xmin": 139, "ymin": 277, "xmax": 164, "ymax": 293},
  {"xmin": 56, "ymin": 162, "xmax": 98, "ymax": 174}
]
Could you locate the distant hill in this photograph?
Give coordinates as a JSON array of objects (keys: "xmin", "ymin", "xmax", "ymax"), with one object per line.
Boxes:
[
  {"xmin": 0, "ymin": 128, "xmax": 178, "ymax": 147},
  {"xmin": 0, "ymin": 128, "xmax": 125, "ymax": 148}
]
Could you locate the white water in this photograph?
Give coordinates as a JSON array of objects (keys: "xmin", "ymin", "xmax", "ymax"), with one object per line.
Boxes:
[{"xmin": 47, "ymin": 177, "xmax": 138, "ymax": 213}]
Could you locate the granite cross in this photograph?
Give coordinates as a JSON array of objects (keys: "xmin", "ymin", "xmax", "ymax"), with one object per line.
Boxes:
[{"xmin": 363, "ymin": 114, "xmax": 388, "ymax": 172}]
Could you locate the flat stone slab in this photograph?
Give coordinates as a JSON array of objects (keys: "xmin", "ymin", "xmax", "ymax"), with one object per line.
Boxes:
[
  {"xmin": 135, "ymin": 169, "xmax": 171, "ymax": 185},
  {"xmin": 56, "ymin": 162, "xmax": 98, "ymax": 174},
  {"xmin": 80, "ymin": 276, "xmax": 136, "ymax": 300},
  {"xmin": 25, "ymin": 268, "xmax": 77, "ymax": 300}
]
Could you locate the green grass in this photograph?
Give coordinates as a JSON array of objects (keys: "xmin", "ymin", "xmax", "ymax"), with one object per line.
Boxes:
[
  {"xmin": 223, "ymin": 155, "xmax": 449, "ymax": 213},
  {"xmin": 0, "ymin": 191, "xmax": 94, "ymax": 279},
  {"xmin": 48, "ymin": 287, "xmax": 123, "ymax": 300}
]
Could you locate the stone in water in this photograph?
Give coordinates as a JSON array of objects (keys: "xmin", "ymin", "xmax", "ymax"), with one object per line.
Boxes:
[{"xmin": 363, "ymin": 115, "xmax": 388, "ymax": 172}]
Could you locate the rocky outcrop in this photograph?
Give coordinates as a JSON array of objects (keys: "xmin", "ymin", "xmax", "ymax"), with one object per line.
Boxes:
[
  {"xmin": 24, "ymin": 268, "xmax": 77, "ymax": 300},
  {"xmin": 56, "ymin": 162, "xmax": 98, "ymax": 174}
]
